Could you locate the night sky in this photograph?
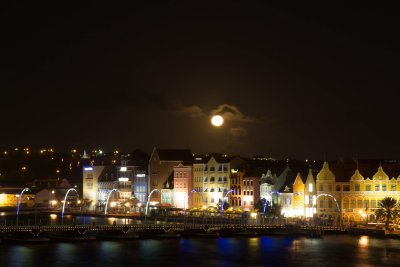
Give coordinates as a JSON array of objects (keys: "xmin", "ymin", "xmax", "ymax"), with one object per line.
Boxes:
[{"xmin": 1, "ymin": 3, "xmax": 398, "ymax": 159}]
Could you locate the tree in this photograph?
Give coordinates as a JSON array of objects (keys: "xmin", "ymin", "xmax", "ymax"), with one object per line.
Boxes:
[{"xmin": 375, "ymin": 197, "xmax": 400, "ymax": 229}]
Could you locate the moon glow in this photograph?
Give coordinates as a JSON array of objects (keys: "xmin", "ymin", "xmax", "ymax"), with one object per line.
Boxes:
[{"xmin": 211, "ymin": 115, "xmax": 224, "ymax": 127}]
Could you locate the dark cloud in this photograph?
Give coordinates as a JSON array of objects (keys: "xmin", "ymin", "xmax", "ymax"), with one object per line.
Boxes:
[
  {"xmin": 210, "ymin": 104, "xmax": 260, "ymax": 123},
  {"xmin": 230, "ymin": 126, "xmax": 248, "ymax": 137}
]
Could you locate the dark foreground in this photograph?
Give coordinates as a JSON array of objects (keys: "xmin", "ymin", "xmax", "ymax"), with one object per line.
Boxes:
[{"xmin": 1, "ymin": 235, "xmax": 399, "ymax": 267}]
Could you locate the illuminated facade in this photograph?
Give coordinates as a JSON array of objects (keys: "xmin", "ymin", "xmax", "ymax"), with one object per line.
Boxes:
[
  {"xmin": 173, "ymin": 164, "xmax": 193, "ymax": 209},
  {"xmin": 0, "ymin": 188, "xmax": 35, "ymax": 207},
  {"xmin": 304, "ymin": 169, "xmax": 316, "ymax": 218},
  {"xmin": 82, "ymin": 166, "xmax": 101, "ymax": 204},
  {"xmin": 202, "ymin": 155, "xmax": 230, "ymax": 207},
  {"xmin": 230, "ymin": 168, "xmax": 244, "ymax": 208},
  {"xmin": 242, "ymin": 176, "xmax": 259, "ymax": 211},
  {"xmin": 260, "ymin": 170, "xmax": 274, "ymax": 203},
  {"xmin": 315, "ymin": 162, "xmax": 340, "ymax": 222},
  {"xmin": 292, "ymin": 173, "xmax": 305, "ymax": 217},
  {"xmin": 133, "ymin": 171, "xmax": 148, "ymax": 204},
  {"xmin": 340, "ymin": 165, "xmax": 400, "ymax": 223},
  {"xmin": 272, "ymin": 161, "xmax": 400, "ymax": 224},
  {"xmin": 192, "ymin": 156, "xmax": 209, "ymax": 208},
  {"xmin": 148, "ymin": 148, "xmax": 193, "ymax": 204}
]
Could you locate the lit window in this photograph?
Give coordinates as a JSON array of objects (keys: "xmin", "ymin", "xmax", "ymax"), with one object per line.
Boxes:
[{"xmin": 309, "ymin": 184, "xmax": 313, "ymax": 193}]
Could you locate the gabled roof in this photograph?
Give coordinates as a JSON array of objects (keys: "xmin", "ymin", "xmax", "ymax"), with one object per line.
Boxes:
[
  {"xmin": 155, "ymin": 148, "xmax": 193, "ymax": 162},
  {"xmin": 327, "ymin": 159, "xmax": 400, "ymax": 182},
  {"xmin": 209, "ymin": 153, "xmax": 235, "ymax": 163},
  {"xmin": 192, "ymin": 154, "xmax": 211, "ymax": 164}
]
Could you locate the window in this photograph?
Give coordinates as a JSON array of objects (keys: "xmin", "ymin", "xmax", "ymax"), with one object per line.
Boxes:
[
  {"xmin": 319, "ymin": 199, "xmax": 324, "ymax": 208},
  {"xmin": 336, "ymin": 185, "xmax": 341, "ymax": 191},
  {"xmin": 305, "ymin": 195, "xmax": 309, "ymax": 205},
  {"xmin": 357, "ymin": 200, "xmax": 363, "ymax": 208},
  {"xmin": 309, "ymin": 184, "xmax": 313, "ymax": 192},
  {"xmin": 371, "ymin": 200, "xmax": 376, "ymax": 208},
  {"xmin": 203, "ymin": 177, "xmax": 208, "ymax": 182},
  {"xmin": 319, "ymin": 184, "xmax": 323, "ymax": 191},
  {"xmin": 364, "ymin": 200, "xmax": 369, "ymax": 209},
  {"xmin": 351, "ymin": 200, "xmax": 356, "ymax": 209},
  {"xmin": 210, "ymin": 177, "xmax": 215, "ymax": 183},
  {"xmin": 211, "ymin": 198, "xmax": 214, "ymax": 203},
  {"xmin": 343, "ymin": 185, "xmax": 350, "ymax": 191},
  {"xmin": 355, "ymin": 184, "xmax": 360, "ymax": 191},
  {"xmin": 223, "ymin": 176, "xmax": 228, "ymax": 182},
  {"xmin": 210, "ymin": 167, "xmax": 215, "ymax": 172},
  {"xmin": 375, "ymin": 184, "xmax": 380, "ymax": 191},
  {"xmin": 250, "ymin": 181, "xmax": 253, "ymax": 186},
  {"xmin": 328, "ymin": 200, "xmax": 333, "ymax": 209},
  {"xmin": 366, "ymin": 185, "xmax": 371, "ymax": 191},
  {"xmin": 328, "ymin": 184, "xmax": 332, "ymax": 191},
  {"xmin": 210, "ymin": 188, "xmax": 215, "ymax": 192},
  {"xmin": 218, "ymin": 177, "xmax": 222, "ymax": 182},
  {"xmin": 382, "ymin": 184, "xmax": 387, "ymax": 191},
  {"xmin": 343, "ymin": 200, "xmax": 349, "ymax": 209},
  {"xmin": 391, "ymin": 184, "xmax": 396, "ymax": 191}
]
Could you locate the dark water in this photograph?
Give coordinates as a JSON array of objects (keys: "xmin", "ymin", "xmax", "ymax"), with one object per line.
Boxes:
[{"xmin": 1, "ymin": 235, "xmax": 400, "ymax": 267}]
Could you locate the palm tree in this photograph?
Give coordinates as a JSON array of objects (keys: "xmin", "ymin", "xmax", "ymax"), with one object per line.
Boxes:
[{"xmin": 375, "ymin": 197, "xmax": 400, "ymax": 229}]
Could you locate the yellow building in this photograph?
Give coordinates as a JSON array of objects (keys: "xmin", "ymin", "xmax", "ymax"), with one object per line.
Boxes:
[
  {"xmin": 192, "ymin": 156, "xmax": 209, "ymax": 208},
  {"xmin": 341, "ymin": 166, "xmax": 400, "ymax": 223},
  {"xmin": 292, "ymin": 173, "xmax": 304, "ymax": 217},
  {"xmin": 316, "ymin": 162, "xmax": 340, "ymax": 222},
  {"xmin": 0, "ymin": 188, "xmax": 35, "ymax": 207},
  {"xmin": 280, "ymin": 160, "xmax": 400, "ymax": 225}
]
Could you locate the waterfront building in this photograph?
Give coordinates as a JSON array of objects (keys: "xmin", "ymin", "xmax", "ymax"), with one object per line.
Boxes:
[
  {"xmin": 83, "ymin": 165, "xmax": 116, "ymax": 211},
  {"xmin": 242, "ymin": 175, "xmax": 258, "ymax": 210},
  {"xmin": 260, "ymin": 170, "xmax": 274, "ymax": 204},
  {"xmin": 304, "ymin": 169, "xmax": 317, "ymax": 218},
  {"xmin": 173, "ymin": 164, "xmax": 193, "ymax": 209},
  {"xmin": 192, "ymin": 155, "xmax": 209, "ymax": 208},
  {"xmin": 202, "ymin": 154, "xmax": 242, "ymax": 208},
  {"xmin": 133, "ymin": 170, "xmax": 148, "ymax": 204},
  {"xmin": 230, "ymin": 167, "xmax": 244, "ymax": 208},
  {"xmin": 315, "ymin": 162, "xmax": 340, "ymax": 223},
  {"xmin": 278, "ymin": 159, "xmax": 400, "ymax": 224},
  {"xmin": 0, "ymin": 188, "xmax": 35, "ymax": 207},
  {"xmin": 148, "ymin": 148, "xmax": 193, "ymax": 204},
  {"xmin": 292, "ymin": 173, "xmax": 305, "ymax": 217}
]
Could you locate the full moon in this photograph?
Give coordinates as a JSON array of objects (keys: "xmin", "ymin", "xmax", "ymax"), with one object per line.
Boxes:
[{"xmin": 211, "ymin": 115, "xmax": 224, "ymax": 127}]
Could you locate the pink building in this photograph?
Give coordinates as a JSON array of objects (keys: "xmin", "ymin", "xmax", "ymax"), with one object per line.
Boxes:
[{"xmin": 173, "ymin": 164, "xmax": 193, "ymax": 209}]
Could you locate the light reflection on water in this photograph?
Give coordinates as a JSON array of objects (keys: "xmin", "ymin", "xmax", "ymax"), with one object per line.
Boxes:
[
  {"xmin": 2, "ymin": 236, "xmax": 400, "ymax": 267},
  {"xmin": 359, "ymin": 235, "xmax": 369, "ymax": 247}
]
